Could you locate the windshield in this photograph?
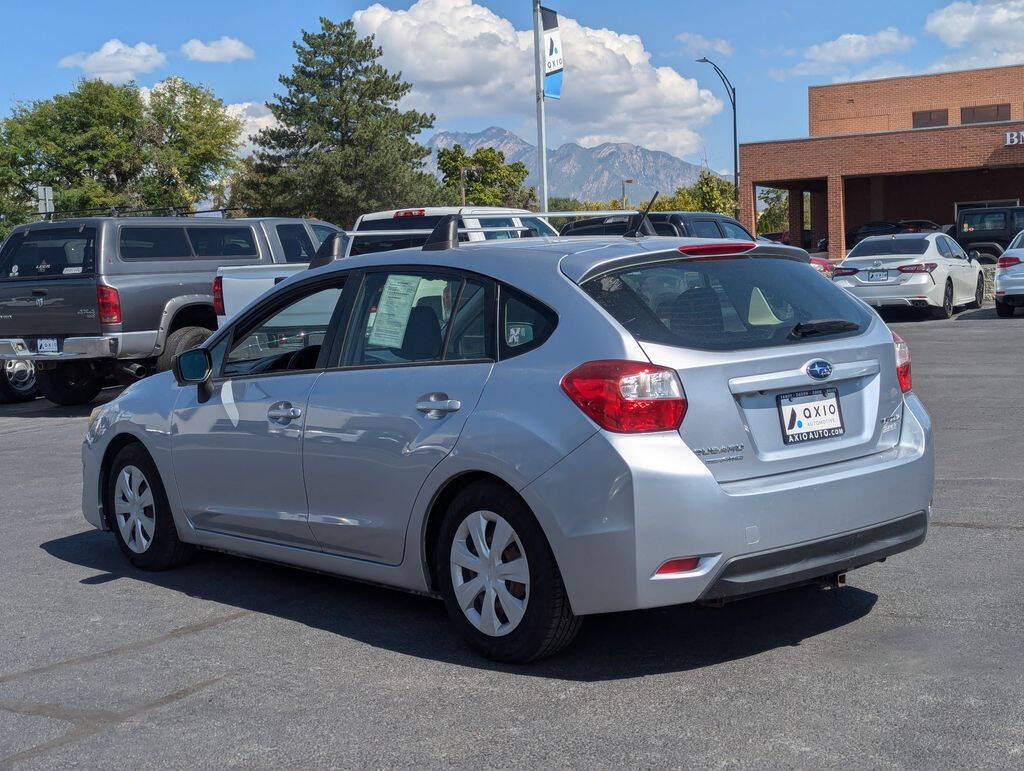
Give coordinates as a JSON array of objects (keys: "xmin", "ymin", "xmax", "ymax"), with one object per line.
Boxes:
[
  {"xmin": 582, "ymin": 256, "xmax": 870, "ymax": 351},
  {"xmin": 0, "ymin": 227, "xmax": 98, "ymax": 280},
  {"xmin": 847, "ymin": 238, "xmax": 929, "ymax": 257}
]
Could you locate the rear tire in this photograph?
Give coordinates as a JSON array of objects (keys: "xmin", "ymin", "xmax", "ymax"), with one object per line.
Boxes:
[
  {"xmin": 106, "ymin": 443, "xmax": 193, "ymax": 570},
  {"xmin": 932, "ymin": 280, "xmax": 954, "ymax": 319},
  {"xmin": 967, "ymin": 273, "xmax": 984, "ymax": 310},
  {"xmin": 436, "ymin": 481, "xmax": 581, "ymax": 663},
  {"xmin": 0, "ymin": 360, "xmax": 38, "ymax": 403},
  {"xmin": 156, "ymin": 326, "xmax": 212, "ymax": 373},
  {"xmin": 36, "ymin": 363, "xmax": 103, "ymax": 406},
  {"xmin": 996, "ymin": 299, "xmax": 1015, "ymax": 318}
]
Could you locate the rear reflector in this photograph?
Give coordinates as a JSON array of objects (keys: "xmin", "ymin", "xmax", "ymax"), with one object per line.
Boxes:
[
  {"xmin": 677, "ymin": 241, "xmax": 756, "ymax": 256},
  {"xmin": 833, "ymin": 266, "xmax": 859, "ymax": 277},
  {"xmin": 892, "ymin": 330, "xmax": 911, "ymax": 393},
  {"xmin": 560, "ymin": 360, "xmax": 686, "ymax": 433},
  {"xmin": 997, "ymin": 256, "xmax": 1021, "ymax": 269},
  {"xmin": 655, "ymin": 557, "xmax": 700, "ymax": 575},
  {"xmin": 394, "ymin": 209, "xmax": 426, "ymax": 218},
  {"xmin": 897, "ymin": 263, "xmax": 938, "ymax": 274},
  {"xmin": 96, "ymin": 285, "xmax": 121, "ymax": 325},
  {"xmin": 213, "ymin": 276, "xmax": 224, "ymax": 315}
]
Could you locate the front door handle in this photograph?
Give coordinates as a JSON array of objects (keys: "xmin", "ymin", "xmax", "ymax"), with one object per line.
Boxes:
[
  {"xmin": 416, "ymin": 393, "xmax": 462, "ymax": 418},
  {"xmin": 267, "ymin": 402, "xmax": 303, "ymax": 422}
]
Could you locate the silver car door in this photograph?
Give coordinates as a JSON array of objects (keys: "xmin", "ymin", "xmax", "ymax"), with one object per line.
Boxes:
[
  {"xmin": 302, "ymin": 270, "xmax": 494, "ymax": 565},
  {"xmin": 171, "ymin": 277, "xmax": 347, "ymax": 547}
]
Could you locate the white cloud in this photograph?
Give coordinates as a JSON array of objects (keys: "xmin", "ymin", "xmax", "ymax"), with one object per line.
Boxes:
[
  {"xmin": 926, "ymin": 1, "xmax": 1024, "ymax": 70},
  {"xmin": 352, "ymin": 0, "xmax": 721, "ymax": 157},
  {"xmin": 675, "ymin": 32, "xmax": 733, "ymax": 57},
  {"xmin": 225, "ymin": 102, "xmax": 278, "ymax": 154},
  {"xmin": 58, "ymin": 39, "xmax": 166, "ymax": 83},
  {"xmin": 777, "ymin": 26, "xmax": 914, "ymax": 79},
  {"xmin": 833, "ymin": 61, "xmax": 913, "ymax": 82},
  {"xmin": 181, "ymin": 36, "xmax": 255, "ymax": 63}
]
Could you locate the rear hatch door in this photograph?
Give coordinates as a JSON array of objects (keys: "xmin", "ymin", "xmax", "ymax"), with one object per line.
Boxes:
[{"xmin": 0, "ymin": 226, "xmax": 101, "ymax": 338}]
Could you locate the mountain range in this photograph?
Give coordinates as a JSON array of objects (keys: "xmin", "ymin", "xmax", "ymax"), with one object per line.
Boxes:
[{"xmin": 424, "ymin": 126, "xmax": 717, "ymax": 203}]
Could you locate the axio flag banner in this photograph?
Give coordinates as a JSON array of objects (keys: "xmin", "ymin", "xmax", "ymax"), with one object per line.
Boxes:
[{"xmin": 541, "ymin": 6, "xmax": 563, "ymax": 100}]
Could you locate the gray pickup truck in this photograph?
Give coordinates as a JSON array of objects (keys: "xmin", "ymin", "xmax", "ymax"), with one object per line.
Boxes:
[{"xmin": 0, "ymin": 216, "xmax": 339, "ymax": 405}]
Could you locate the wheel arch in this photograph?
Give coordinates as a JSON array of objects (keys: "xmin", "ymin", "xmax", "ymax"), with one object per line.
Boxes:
[
  {"xmin": 97, "ymin": 433, "xmax": 170, "ymax": 532},
  {"xmin": 156, "ymin": 296, "xmax": 216, "ymax": 352}
]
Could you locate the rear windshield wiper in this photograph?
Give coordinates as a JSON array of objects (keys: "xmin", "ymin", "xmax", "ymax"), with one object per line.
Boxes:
[{"xmin": 787, "ymin": 319, "xmax": 860, "ymax": 340}]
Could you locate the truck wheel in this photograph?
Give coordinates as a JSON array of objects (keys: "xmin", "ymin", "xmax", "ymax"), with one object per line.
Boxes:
[
  {"xmin": 36, "ymin": 363, "xmax": 103, "ymax": 406},
  {"xmin": 0, "ymin": 360, "xmax": 38, "ymax": 403},
  {"xmin": 156, "ymin": 326, "xmax": 212, "ymax": 373}
]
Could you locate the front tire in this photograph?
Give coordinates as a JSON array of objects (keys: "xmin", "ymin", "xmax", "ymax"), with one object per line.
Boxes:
[
  {"xmin": 156, "ymin": 326, "xmax": 212, "ymax": 373},
  {"xmin": 106, "ymin": 443, "xmax": 193, "ymax": 570},
  {"xmin": 436, "ymin": 481, "xmax": 580, "ymax": 663},
  {"xmin": 932, "ymin": 280, "xmax": 954, "ymax": 319},
  {"xmin": 36, "ymin": 363, "xmax": 103, "ymax": 406},
  {"xmin": 967, "ymin": 273, "xmax": 985, "ymax": 310},
  {"xmin": 996, "ymin": 299, "xmax": 1015, "ymax": 318},
  {"xmin": 0, "ymin": 359, "xmax": 38, "ymax": 403}
]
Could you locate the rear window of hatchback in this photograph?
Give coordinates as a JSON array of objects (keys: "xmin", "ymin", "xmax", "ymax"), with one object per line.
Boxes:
[{"xmin": 582, "ymin": 255, "xmax": 871, "ymax": 351}]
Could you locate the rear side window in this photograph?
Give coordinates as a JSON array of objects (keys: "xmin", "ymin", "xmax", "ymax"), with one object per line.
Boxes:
[
  {"xmin": 935, "ymin": 237, "xmax": 952, "ymax": 257},
  {"xmin": 582, "ymin": 256, "xmax": 871, "ymax": 352},
  {"xmin": 1012, "ymin": 211, "xmax": 1024, "ymax": 231},
  {"xmin": 720, "ymin": 221, "xmax": 752, "ymax": 240},
  {"xmin": 848, "ymin": 238, "xmax": 929, "ymax": 257},
  {"xmin": 119, "ymin": 227, "xmax": 191, "ymax": 260},
  {"xmin": 187, "ymin": 226, "xmax": 258, "ymax": 258},
  {"xmin": 311, "ymin": 223, "xmax": 339, "ymax": 243},
  {"xmin": 499, "ymin": 287, "xmax": 557, "ymax": 358},
  {"xmin": 276, "ymin": 224, "xmax": 316, "ymax": 263},
  {"xmin": 0, "ymin": 227, "xmax": 97, "ymax": 280},
  {"xmin": 961, "ymin": 211, "xmax": 1006, "ymax": 232},
  {"xmin": 690, "ymin": 220, "xmax": 723, "ymax": 238}
]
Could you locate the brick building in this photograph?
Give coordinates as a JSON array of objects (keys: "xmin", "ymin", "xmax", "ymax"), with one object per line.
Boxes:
[{"xmin": 739, "ymin": 64, "xmax": 1024, "ymax": 260}]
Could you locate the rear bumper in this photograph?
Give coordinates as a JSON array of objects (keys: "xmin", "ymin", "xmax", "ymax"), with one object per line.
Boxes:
[
  {"xmin": 994, "ymin": 274, "xmax": 1024, "ymax": 303},
  {"xmin": 0, "ymin": 331, "xmax": 157, "ymax": 361},
  {"xmin": 524, "ymin": 392, "xmax": 933, "ymax": 616},
  {"xmin": 834, "ymin": 276, "xmax": 943, "ymax": 307}
]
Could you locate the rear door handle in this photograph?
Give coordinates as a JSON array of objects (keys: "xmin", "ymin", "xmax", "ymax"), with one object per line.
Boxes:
[
  {"xmin": 267, "ymin": 403, "xmax": 303, "ymax": 422},
  {"xmin": 416, "ymin": 393, "xmax": 462, "ymax": 417}
]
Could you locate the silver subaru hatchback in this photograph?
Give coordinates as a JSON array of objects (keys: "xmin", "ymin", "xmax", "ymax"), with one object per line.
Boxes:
[{"xmin": 82, "ymin": 234, "xmax": 933, "ymax": 662}]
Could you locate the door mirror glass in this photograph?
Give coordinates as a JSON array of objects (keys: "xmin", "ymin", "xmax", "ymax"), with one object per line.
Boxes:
[{"xmin": 174, "ymin": 348, "xmax": 212, "ymax": 384}]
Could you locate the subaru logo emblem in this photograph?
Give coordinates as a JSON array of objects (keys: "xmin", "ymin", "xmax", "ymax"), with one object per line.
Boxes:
[{"xmin": 807, "ymin": 360, "xmax": 833, "ymax": 380}]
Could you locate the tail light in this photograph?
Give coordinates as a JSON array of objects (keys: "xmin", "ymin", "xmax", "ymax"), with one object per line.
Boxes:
[
  {"xmin": 560, "ymin": 360, "xmax": 686, "ymax": 433},
  {"xmin": 996, "ymin": 256, "xmax": 1021, "ymax": 269},
  {"xmin": 677, "ymin": 242, "xmax": 755, "ymax": 256},
  {"xmin": 213, "ymin": 276, "xmax": 224, "ymax": 315},
  {"xmin": 833, "ymin": 266, "xmax": 859, "ymax": 277},
  {"xmin": 898, "ymin": 263, "xmax": 938, "ymax": 274},
  {"xmin": 96, "ymin": 285, "xmax": 121, "ymax": 324},
  {"xmin": 892, "ymin": 331, "xmax": 911, "ymax": 393},
  {"xmin": 394, "ymin": 209, "xmax": 426, "ymax": 218}
]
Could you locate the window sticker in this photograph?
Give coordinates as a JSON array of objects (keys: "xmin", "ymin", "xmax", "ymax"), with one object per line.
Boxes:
[
  {"xmin": 505, "ymin": 322, "xmax": 534, "ymax": 347},
  {"xmin": 367, "ymin": 275, "xmax": 421, "ymax": 348}
]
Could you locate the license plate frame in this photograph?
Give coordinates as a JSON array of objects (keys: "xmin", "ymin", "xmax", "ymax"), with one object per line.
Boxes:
[
  {"xmin": 777, "ymin": 387, "xmax": 845, "ymax": 445},
  {"xmin": 36, "ymin": 338, "xmax": 59, "ymax": 354},
  {"xmin": 866, "ymin": 270, "xmax": 888, "ymax": 282}
]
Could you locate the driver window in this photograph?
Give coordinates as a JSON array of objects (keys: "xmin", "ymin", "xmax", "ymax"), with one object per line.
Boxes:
[{"xmin": 223, "ymin": 284, "xmax": 344, "ymax": 377}]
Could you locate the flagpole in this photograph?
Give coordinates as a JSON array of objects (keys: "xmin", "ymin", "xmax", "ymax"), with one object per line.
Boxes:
[{"xmin": 532, "ymin": 0, "xmax": 549, "ymax": 212}]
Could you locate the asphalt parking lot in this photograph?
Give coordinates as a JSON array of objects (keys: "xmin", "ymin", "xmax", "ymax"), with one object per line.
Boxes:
[{"xmin": 1, "ymin": 305, "xmax": 1022, "ymax": 768}]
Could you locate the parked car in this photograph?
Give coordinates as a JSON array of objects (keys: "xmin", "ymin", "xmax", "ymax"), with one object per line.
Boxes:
[
  {"xmin": 832, "ymin": 232, "xmax": 984, "ymax": 318},
  {"xmin": 0, "ymin": 216, "xmax": 338, "ymax": 406},
  {"xmin": 816, "ymin": 220, "xmax": 940, "ymax": 253},
  {"xmin": 809, "ymin": 255, "xmax": 833, "ymax": 277},
  {"xmin": 82, "ymin": 229, "xmax": 933, "ymax": 662},
  {"xmin": 994, "ymin": 229, "xmax": 1024, "ymax": 317},
  {"xmin": 897, "ymin": 219, "xmax": 941, "ymax": 233},
  {"xmin": 216, "ymin": 207, "xmax": 556, "ymax": 322},
  {"xmin": 956, "ymin": 206, "xmax": 1024, "ymax": 263}
]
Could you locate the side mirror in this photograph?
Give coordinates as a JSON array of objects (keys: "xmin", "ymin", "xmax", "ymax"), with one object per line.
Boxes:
[
  {"xmin": 172, "ymin": 348, "xmax": 215, "ymax": 403},
  {"xmin": 308, "ymin": 232, "xmax": 350, "ymax": 269},
  {"xmin": 968, "ymin": 250, "xmax": 982, "ymax": 261}
]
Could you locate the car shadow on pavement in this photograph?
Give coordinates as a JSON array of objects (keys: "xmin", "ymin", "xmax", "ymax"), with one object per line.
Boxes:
[
  {"xmin": 0, "ymin": 387, "xmax": 123, "ymax": 419},
  {"xmin": 42, "ymin": 530, "xmax": 877, "ymax": 681}
]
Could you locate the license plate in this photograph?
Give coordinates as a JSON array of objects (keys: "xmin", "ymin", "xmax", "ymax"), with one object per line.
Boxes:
[
  {"xmin": 777, "ymin": 388, "xmax": 845, "ymax": 445},
  {"xmin": 36, "ymin": 338, "xmax": 58, "ymax": 353},
  {"xmin": 866, "ymin": 270, "xmax": 888, "ymax": 282}
]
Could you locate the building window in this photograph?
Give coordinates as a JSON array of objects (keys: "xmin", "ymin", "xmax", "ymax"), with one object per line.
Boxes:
[
  {"xmin": 961, "ymin": 104, "xmax": 1010, "ymax": 124},
  {"xmin": 912, "ymin": 109, "xmax": 948, "ymax": 128}
]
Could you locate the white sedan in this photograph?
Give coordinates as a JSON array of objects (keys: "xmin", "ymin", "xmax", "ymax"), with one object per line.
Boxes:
[{"xmin": 832, "ymin": 232, "xmax": 985, "ymax": 319}]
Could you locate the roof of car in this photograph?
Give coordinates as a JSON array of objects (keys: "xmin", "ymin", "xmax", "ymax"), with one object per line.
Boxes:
[
  {"xmin": 20, "ymin": 216, "xmax": 319, "ymax": 227},
  {"xmin": 859, "ymin": 232, "xmax": 938, "ymax": 242},
  {"xmin": 358, "ymin": 206, "xmax": 533, "ymax": 221}
]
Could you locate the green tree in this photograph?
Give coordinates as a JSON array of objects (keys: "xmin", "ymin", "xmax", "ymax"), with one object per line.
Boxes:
[
  {"xmin": 437, "ymin": 144, "xmax": 533, "ymax": 207},
  {"xmin": 231, "ymin": 18, "xmax": 440, "ymax": 227},
  {"xmin": 0, "ymin": 77, "xmax": 241, "ymax": 227},
  {"xmin": 691, "ymin": 169, "xmax": 735, "ymax": 215},
  {"xmin": 756, "ymin": 187, "xmax": 788, "ymax": 234}
]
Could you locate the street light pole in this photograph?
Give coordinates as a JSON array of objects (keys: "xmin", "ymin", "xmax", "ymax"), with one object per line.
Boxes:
[
  {"xmin": 621, "ymin": 178, "xmax": 636, "ymax": 209},
  {"xmin": 697, "ymin": 57, "xmax": 738, "ymax": 218}
]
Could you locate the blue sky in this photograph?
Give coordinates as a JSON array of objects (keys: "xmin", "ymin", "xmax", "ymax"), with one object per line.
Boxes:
[{"xmin": 5, "ymin": 0, "xmax": 1022, "ymax": 174}]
